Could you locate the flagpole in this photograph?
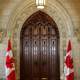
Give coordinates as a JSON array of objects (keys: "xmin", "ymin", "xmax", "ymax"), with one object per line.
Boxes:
[
  {"xmin": 8, "ymin": 32, "xmax": 11, "ymax": 39},
  {"xmin": 64, "ymin": 39, "xmax": 74, "ymax": 80},
  {"xmin": 5, "ymin": 31, "xmax": 16, "ymax": 80}
]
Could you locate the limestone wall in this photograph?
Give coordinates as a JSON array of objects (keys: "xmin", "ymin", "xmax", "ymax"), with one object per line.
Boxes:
[{"xmin": 0, "ymin": 0, "xmax": 80, "ymax": 80}]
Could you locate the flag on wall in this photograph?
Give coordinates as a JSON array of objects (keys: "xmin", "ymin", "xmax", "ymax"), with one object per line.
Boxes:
[
  {"xmin": 5, "ymin": 39, "xmax": 16, "ymax": 80},
  {"xmin": 64, "ymin": 40, "xmax": 74, "ymax": 80}
]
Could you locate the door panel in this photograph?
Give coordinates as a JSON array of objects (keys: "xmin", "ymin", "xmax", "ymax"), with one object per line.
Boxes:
[
  {"xmin": 20, "ymin": 11, "xmax": 60, "ymax": 80},
  {"xmin": 32, "ymin": 39, "xmax": 40, "ymax": 77}
]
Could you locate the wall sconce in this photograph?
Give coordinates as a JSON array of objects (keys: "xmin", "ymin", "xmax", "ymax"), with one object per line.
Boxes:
[{"xmin": 36, "ymin": 0, "xmax": 45, "ymax": 9}]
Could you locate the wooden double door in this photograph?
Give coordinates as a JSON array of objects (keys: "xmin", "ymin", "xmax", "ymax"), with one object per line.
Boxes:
[{"xmin": 20, "ymin": 11, "xmax": 60, "ymax": 80}]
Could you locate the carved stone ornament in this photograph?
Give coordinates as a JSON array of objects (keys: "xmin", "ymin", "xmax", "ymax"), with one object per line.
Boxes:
[{"xmin": 0, "ymin": 29, "xmax": 7, "ymax": 43}]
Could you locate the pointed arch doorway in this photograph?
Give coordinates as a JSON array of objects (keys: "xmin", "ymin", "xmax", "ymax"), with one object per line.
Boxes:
[{"xmin": 20, "ymin": 11, "xmax": 60, "ymax": 80}]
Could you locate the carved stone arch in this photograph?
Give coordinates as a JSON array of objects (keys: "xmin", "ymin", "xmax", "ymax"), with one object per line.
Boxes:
[{"xmin": 5, "ymin": 0, "xmax": 76, "ymax": 80}]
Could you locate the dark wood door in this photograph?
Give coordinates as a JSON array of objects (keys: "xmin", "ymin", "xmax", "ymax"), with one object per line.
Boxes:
[{"xmin": 20, "ymin": 11, "xmax": 60, "ymax": 80}]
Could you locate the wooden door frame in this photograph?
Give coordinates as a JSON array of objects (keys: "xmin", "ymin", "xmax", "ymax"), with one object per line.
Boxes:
[{"xmin": 20, "ymin": 11, "xmax": 60, "ymax": 80}]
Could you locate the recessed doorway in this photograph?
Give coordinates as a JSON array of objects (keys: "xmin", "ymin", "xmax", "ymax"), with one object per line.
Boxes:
[{"xmin": 20, "ymin": 11, "xmax": 60, "ymax": 80}]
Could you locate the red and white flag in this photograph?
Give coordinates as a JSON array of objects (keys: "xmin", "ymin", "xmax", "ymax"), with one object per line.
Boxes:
[
  {"xmin": 64, "ymin": 40, "xmax": 74, "ymax": 80},
  {"xmin": 5, "ymin": 39, "xmax": 16, "ymax": 80}
]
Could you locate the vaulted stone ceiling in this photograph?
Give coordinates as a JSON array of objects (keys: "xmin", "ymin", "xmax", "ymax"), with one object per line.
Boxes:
[
  {"xmin": 0, "ymin": 0, "xmax": 80, "ymax": 15},
  {"xmin": 0, "ymin": 0, "xmax": 80, "ymax": 41},
  {"xmin": 0, "ymin": 0, "xmax": 80, "ymax": 14}
]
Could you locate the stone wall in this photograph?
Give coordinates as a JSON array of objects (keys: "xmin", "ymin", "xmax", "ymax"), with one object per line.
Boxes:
[{"xmin": 0, "ymin": 0, "xmax": 80, "ymax": 80}]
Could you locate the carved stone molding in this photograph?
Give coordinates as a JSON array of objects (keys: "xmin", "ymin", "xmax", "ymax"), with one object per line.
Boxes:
[
  {"xmin": 5, "ymin": 0, "xmax": 75, "ymax": 80},
  {"xmin": 0, "ymin": 28, "xmax": 7, "ymax": 43}
]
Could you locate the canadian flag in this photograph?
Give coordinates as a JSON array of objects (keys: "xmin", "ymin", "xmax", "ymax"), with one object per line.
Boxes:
[
  {"xmin": 64, "ymin": 40, "xmax": 74, "ymax": 80},
  {"xmin": 5, "ymin": 39, "xmax": 16, "ymax": 80}
]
